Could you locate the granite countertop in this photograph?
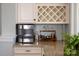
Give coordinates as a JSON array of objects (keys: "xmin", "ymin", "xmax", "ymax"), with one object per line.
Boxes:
[
  {"xmin": 14, "ymin": 41, "xmax": 64, "ymax": 56},
  {"xmin": 14, "ymin": 42, "xmax": 42, "ymax": 48}
]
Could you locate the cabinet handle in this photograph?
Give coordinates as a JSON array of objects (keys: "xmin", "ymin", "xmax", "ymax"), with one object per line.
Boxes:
[
  {"xmin": 33, "ymin": 19, "xmax": 36, "ymax": 21},
  {"xmin": 25, "ymin": 50, "xmax": 30, "ymax": 52}
]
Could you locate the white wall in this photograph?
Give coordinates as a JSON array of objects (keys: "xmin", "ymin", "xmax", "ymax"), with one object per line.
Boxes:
[
  {"xmin": 76, "ymin": 4, "xmax": 79, "ymax": 34},
  {"xmin": 0, "ymin": 3, "xmax": 16, "ymax": 56},
  {"xmin": 68, "ymin": 3, "xmax": 79, "ymax": 35},
  {"xmin": 0, "ymin": 41, "xmax": 13, "ymax": 56},
  {"xmin": 70, "ymin": 3, "xmax": 79, "ymax": 34},
  {"xmin": 0, "ymin": 4, "xmax": 1, "ymax": 35},
  {"xmin": 1, "ymin": 3, "xmax": 16, "ymax": 36},
  {"xmin": 69, "ymin": 4, "xmax": 75, "ymax": 34}
]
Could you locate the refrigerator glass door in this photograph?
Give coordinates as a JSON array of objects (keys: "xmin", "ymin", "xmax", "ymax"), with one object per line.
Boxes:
[
  {"xmin": 23, "ymin": 38, "xmax": 33, "ymax": 42},
  {"xmin": 23, "ymin": 25, "xmax": 34, "ymax": 29}
]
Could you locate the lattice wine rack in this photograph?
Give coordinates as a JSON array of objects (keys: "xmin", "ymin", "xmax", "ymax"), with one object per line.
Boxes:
[{"xmin": 36, "ymin": 4, "xmax": 69, "ymax": 24}]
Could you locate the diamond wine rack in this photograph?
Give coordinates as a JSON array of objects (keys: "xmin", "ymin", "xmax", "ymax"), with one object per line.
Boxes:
[{"xmin": 36, "ymin": 4, "xmax": 69, "ymax": 24}]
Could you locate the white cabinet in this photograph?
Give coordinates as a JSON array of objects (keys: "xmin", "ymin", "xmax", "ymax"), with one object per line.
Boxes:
[
  {"xmin": 14, "ymin": 46, "xmax": 43, "ymax": 56},
  {"xmin": 16, "ymin": 3, "xmax": 69, "ymax": 24},
  {"xmin": 35, "ymin": 3, "xmax": 69, "ymax": 24},
  {"xmin": 16, "ymin": 3, "xmax": 35, "ymax": 23}
]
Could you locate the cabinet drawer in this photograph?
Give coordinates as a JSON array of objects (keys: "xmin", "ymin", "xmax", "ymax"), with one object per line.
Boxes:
[
  {"xmin": 14, "ymin": 47, "xmax": 41, "ymax": 54},
  {"xmin": 15, "ymin": 53, "xmax": 41, "ymax": 56}
]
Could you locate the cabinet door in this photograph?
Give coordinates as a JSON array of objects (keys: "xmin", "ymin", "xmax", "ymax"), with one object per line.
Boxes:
[
  {"xmin": 17, "ymin": 3, "xmax": 34, "ymax": 23},
  {"xmin": 35, "ymin": 3, "xmax": 69, "ymax": 24},
  {"xmin": 14, "ymin": 47, "xmax": 42, "ymax": 56}
]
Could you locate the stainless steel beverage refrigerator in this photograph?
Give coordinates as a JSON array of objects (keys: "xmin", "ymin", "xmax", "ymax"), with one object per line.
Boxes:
[{"xmin": 16, "ymin": 24, "xmax": 35, "ymax": 44}]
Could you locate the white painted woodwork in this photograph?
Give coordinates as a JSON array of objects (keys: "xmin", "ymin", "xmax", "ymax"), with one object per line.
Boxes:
[
  {"xmin": 16, "ymin": 3, "xmax": 69, "ymax": 24},
  {"xmin": 14, "ymin": 46, "xmax": 42, "ymax": 56},
  {"xmin": 16, "ymin": 3, "xmax": 34, "ymax": 23}
]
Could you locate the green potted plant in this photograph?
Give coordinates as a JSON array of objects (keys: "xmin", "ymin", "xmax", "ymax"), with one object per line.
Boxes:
[{"xmin": 63, "ymin": 33, "xmax": 79, "ymax": 56}]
